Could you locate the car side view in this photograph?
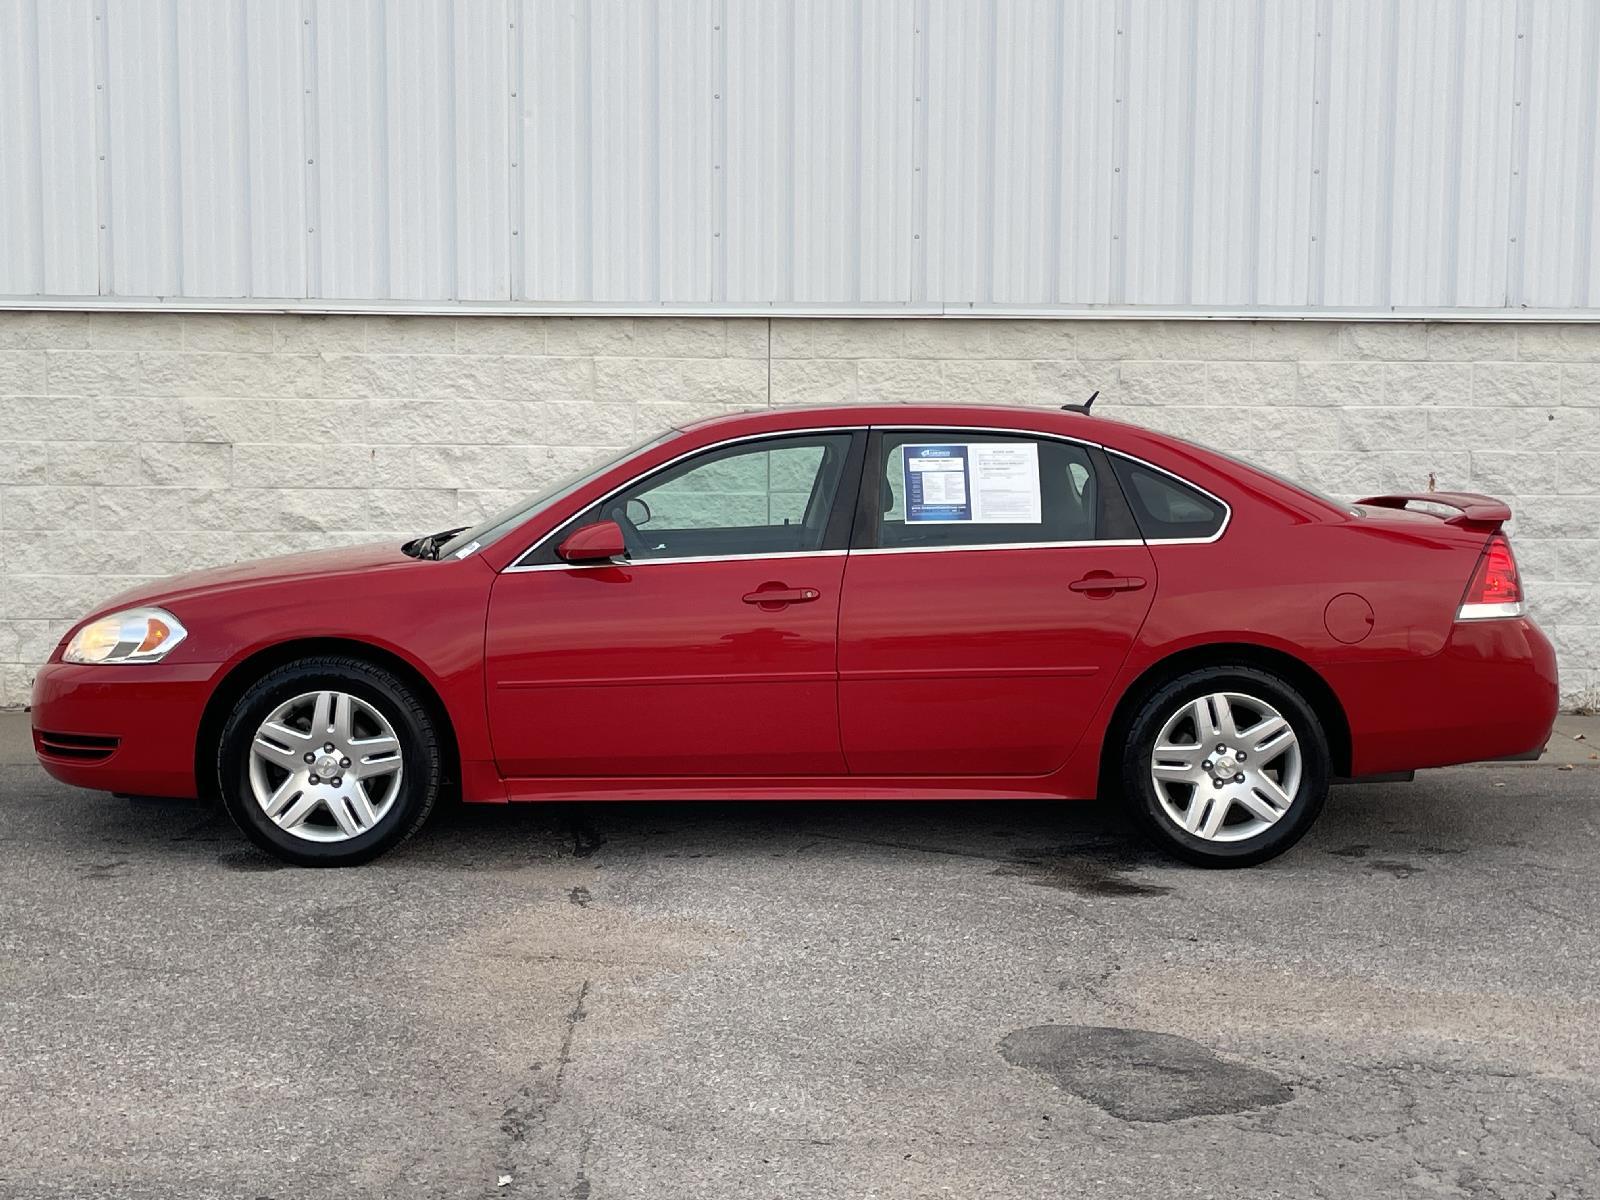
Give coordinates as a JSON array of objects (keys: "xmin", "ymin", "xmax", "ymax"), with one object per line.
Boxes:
[{"xmin": 31, "ymin": 403, "xmax": 1558, "ymax": 868}]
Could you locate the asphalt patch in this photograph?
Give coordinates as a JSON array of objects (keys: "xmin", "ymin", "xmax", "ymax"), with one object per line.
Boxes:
[
  {"xmin": 995, "ymin": 840, "xmax": 1172, "ymax": 898},
  {"xmin": 1000, "ymin": 1025, "xmax": 1293, "ymax": 1122}
]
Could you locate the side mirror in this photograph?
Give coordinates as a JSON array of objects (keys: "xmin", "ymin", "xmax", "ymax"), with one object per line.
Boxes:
[
  {"xmin": 556, "ymin": 520, "xmax": 626, "ymax": 564},
  {"xmin": 624, "ymin": 496, "xmax": 652, "ymax": 527}
]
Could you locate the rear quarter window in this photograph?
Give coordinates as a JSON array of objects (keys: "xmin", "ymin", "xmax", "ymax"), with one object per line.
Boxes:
[{"xmin": 1110, "ymin": 456, "xmax": 1227, "ymax": 541}]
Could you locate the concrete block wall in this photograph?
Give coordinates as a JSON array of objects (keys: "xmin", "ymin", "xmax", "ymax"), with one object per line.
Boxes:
[{"xmin": 1, "ymin": 312, "xmax": 1596, "ymax": 709}]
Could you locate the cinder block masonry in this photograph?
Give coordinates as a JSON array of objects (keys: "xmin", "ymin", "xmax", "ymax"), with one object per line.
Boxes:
[{"xmin": 1, "ymin": 312, "xmax": 1595, "ymax": 709}]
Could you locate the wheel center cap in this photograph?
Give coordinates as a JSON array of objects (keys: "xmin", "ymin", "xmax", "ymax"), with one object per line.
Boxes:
[{"xmin": 315, "ymin": 754, "xmax": 341, "ymax": 777}]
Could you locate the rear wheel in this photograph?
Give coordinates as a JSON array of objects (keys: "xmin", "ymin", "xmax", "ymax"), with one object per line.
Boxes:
[
  {"xmin": 217, "ymin": 656, "xmax": 442, "ymax": 866},
  {"xmin": 1119, "ymin": 666, "xmax": 1329, "ymax": 867}
]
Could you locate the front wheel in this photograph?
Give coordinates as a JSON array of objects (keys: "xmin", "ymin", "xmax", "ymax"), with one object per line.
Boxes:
[
  {"xmin": 1119, "ymin": 666, "xmax": 1330, "ymax": 867},
  {"xmin": 216, "ymin": 656, "xmax": 442, "ymax": 866}
]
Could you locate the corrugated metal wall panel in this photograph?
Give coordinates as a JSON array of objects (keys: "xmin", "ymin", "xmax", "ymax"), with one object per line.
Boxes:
[
  {"xmin": 1453, "ymin": 2, "xmax": 1515, "ymax": 309},
  {"xmin": 519, "ymin": 0, "xmax": 584, "ymax": 301},
  {"xmin": 244, "ymin": 0, "xmax": 306, "ymax": 299},
  {"xmin": 990, "ymin": 0, "xmax": 1063, "ymax": 306},
  {"xmin": 384, "ymin": 0, "xmax": 455, "ymax": 301},
  {"xmin": 1521, "ymin": 0, "xmax": 1600, "ymax": 309},
  {"xmin": 1319, "ymin": 0, "xmax": 1397, "ymax": 309},
  {"xmin": 3, "ymin": 0, "xmax": 1599, "ymax": 314},
  {"xmin": 857, "ymin": 0, "xmax": 914, "ymax": 303},
  {"xmin": 175, "ymin": 0, "xmax": 250, "ymax": 297},
  {"xmin": 1053, "ymin": 0, "xmax": 1117, "ymax": 306},
  {"xmin": 923, "ymin": 0, "xmax": 996, "ymax": 304},
  {"xmin": 0, "ymin": 0, "xmax": 46, "ymax": 294},
  {"xmin": 105, "ymin": 0, "xmax": 183, "ymax": 296},
  {"xmin": 1253, "ymin": 1, "xmax": 1316, "ymax": 307},
  {"xmin": 451, "ymin": 2, "xmax": 511, "ymax": 301},
  {"xmin": 1122, "ymin": 0, "xmax": 1196, "ymax": 305},
  {"xmin": 314, "ymin": 0, "xmax": 388, "ymax": 299}
]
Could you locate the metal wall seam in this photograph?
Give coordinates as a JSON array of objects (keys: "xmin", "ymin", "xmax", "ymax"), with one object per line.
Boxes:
[
  {"xmin": 1305, "ymin": 0, "xmax": 1332, "ymax": 307},
  {"xmin": 299, "ymin": 0, "xmax": 319, "ymax": 298},
  {"xmin": 1107, "ymin": 0, "xmax": 1131, "ymax": 305},
  {"xmin": 1504, "ymin": 0, "xmax": 1533, "ymax": 309},
  {"xmin": 710, "ymin": 0, "xmax": 727, "ymax": 303},
  {"xmin": 908, "ymin": 0, "xmax": 929, "ymax": 305},
  {"xmin": 91, "ymin": 0, "xmax": 113, "ymax": 294}
]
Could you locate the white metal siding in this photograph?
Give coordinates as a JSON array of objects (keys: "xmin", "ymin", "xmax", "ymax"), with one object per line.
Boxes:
[{"xmin": 3, "ymin": 0, "xmax": 1598, "ymax": 315}]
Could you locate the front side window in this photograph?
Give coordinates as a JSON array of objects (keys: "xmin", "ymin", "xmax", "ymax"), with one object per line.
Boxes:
[
  {"xmin": 870, "ymin": 431, "xmax": 1103, "ymax": 549},
  {"xmin": 598, "ymin": 433, "xmax": 856, "ymax": 561}
]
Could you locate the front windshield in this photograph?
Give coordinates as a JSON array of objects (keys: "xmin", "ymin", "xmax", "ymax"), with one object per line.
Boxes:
[{"xmin": 437, "ymin": 432, "xmax": 677, "ymax": 558}]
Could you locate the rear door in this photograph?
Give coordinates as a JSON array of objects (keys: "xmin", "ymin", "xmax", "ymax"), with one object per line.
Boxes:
[{"xmin": 837, "ymin": 429, "xmax": 1158, "ymax": 776}]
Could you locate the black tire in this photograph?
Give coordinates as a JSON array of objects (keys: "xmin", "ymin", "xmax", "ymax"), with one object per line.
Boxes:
[
  {"xmin": 1118, "ymin": 665, "xmax": 1330, "ymax": 868},
  {"xmin": 216, "ymin": 655, "xmax": 442, "ymax": 867}
]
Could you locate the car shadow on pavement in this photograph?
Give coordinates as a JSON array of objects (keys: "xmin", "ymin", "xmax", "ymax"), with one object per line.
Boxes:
[
  {"xmin": 79, "ymin": 785, "xmax": 1176, "ymax": 890},
  {"xmin": 37, "ymin": 773, "xmax": 1511, "ymax": 888}
]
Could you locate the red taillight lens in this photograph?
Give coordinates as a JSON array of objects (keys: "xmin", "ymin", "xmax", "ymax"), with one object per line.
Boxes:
[{"xmin": 1458, "ymin": 535, "xmax": 1524, "ymax": 619}]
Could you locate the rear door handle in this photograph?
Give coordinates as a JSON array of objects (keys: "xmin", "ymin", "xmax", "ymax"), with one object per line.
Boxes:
[
  {"xmin": 742, "ymin": 585, "xmax": 821, "ymax": 606},
  {"xmin": 1069, "ymin": 574, "xmax": 1148, "ymax": 595}
]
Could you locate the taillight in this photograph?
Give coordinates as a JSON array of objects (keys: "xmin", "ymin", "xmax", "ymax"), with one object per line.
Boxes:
[{"xmin": 1457, "ymin": 534, "xmax": 1525, "ymax": 620}]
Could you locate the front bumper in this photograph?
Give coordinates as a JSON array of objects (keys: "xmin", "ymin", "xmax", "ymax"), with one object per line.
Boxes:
[{"xmin": 30, "ymin": 659, "xmax": 220, "ymax": 798}]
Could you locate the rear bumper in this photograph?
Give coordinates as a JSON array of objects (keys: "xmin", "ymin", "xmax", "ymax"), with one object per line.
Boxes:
[
  {"xmin": 1332, "ymin": 618, "xmax": 1559, "ymax": 777},
  {"xmin": 30, "ymin": 660, "xmax": 219, "ymax": 798}
]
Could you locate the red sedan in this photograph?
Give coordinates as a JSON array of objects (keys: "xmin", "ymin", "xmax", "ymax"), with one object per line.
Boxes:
[{"xmin": 31, "ymin": 403, "xmax": 1557, "ymax": 868}]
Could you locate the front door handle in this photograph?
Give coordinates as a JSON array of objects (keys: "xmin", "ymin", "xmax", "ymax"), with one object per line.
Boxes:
[
  {"xmin": 1069, "ymin": 573, "xmax": 1148, "ymax": 596},
  {"xmin": 742, "ymin": 584, "xmax": 822, "ymax": 608}
]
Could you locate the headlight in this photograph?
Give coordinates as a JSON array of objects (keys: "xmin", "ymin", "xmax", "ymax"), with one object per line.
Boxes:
[{"xmin": 63, "ymin": 608, "xmax": 188, "ymax": 665}]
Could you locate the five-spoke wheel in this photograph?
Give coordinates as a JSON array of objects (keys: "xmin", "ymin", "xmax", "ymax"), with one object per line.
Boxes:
[
  {"xmin": 1122, "ymin": 667, "xmax": 1329, "ymax": 867},
  {"xmin": 249, "ymin": 690, "xmax": 405, "ymax": 843},
  {"xmin": 218, "ymin": 656, "xmax": 442, "ymax": 866}
]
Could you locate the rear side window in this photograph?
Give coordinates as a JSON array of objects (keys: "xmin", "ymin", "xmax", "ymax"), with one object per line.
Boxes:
[
  {"xmin": 1110, "ymin": 456, "xmax": 1227, "ymax": 541},
  {"xmin": 870, "ymin": 432, "xmax": 1104, "ymax": 549}
]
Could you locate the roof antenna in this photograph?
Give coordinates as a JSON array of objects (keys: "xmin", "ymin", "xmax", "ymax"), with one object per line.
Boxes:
[{"xmin": 1060, "ymin": 390, "xmax": 1098, "ymax": 415}]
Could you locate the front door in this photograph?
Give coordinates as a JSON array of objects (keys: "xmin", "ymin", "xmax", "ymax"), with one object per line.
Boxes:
[
  {"xmin": 838, "ymin": 429, "xmax": 1157, "ymax": 776},
  {"xmin": 486, "ymin": 432, "xmax": 863, "ymax": 778}
]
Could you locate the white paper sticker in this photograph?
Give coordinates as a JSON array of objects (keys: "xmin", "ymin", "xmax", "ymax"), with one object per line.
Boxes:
[{"xmin": 968, "ymin": 442, "xmax": 1041, "ymax": 523}]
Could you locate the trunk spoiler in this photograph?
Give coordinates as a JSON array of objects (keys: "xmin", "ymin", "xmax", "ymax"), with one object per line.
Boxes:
[{"xmin": 1355, "ymin": 492, "xmax": 1511, "ymax": 531}]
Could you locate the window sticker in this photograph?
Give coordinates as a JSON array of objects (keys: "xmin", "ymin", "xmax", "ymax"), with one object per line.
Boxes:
[
  {"xmin": 902, "ymin": 442, "xmax": 1042, "ymax": 524},
  {"xmin": 903, "ymin": 444, "xmax": 971, "ymax": 521}
]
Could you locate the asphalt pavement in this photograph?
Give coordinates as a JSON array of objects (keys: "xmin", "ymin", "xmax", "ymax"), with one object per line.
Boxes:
[{"xmin": 2, "ymin": 712, "xmax": 1598, "ymax": 1199}]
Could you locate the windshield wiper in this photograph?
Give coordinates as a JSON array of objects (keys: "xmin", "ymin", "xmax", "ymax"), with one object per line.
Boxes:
[{"xmin": 403, "ymin": 526, "xmax": 469, "ymax": 560}]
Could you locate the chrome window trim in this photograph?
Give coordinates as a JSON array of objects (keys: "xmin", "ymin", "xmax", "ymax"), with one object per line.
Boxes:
[
  {"xmin": 505, "ymin": 549, "xmax": 849, "ymax": 574},
  {"xmin": 852, "ymin": 539, "xmax": 1145, "ymax": 556},
  {"xmin": 1103, "ymin": 448, "xmax": 1232, "ymax": 545},
  {"xmin": 499, "ymin": 421, "xmax": 1233, "ymax": 571}
]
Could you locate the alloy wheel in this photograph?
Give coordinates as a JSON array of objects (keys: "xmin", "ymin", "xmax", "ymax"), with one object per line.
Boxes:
[
  {"xmin": 247, "ymin": 690, "xmax": 404, "ymax": 843},
  {"xmin": 1148, "ymin": 691, "xmax": 1302, "ymax": 843}
]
